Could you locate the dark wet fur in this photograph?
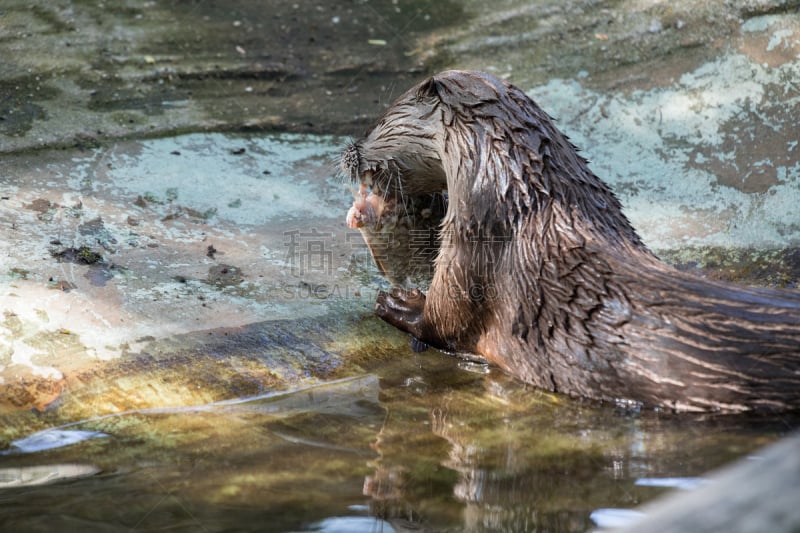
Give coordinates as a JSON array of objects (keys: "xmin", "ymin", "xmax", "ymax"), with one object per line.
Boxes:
[{"xmin": 342, "ymin": 70, "xmax": 800, "ymax": 412}]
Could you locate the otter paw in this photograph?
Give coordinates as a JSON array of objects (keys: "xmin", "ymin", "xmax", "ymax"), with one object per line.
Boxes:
[{"xmin": 376, "ymin": 287, "xmax": 427, "ymax": 337}]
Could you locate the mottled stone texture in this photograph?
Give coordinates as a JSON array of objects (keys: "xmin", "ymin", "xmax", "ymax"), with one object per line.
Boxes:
[{"xmin": 1, "ymin": 0, "xmax": 798, "ymax": 424}]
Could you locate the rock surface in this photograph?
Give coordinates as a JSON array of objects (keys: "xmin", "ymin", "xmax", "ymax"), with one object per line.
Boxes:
[{"xmin": 1, "ymin": 0, "xmax": 799, "ymax": 432}]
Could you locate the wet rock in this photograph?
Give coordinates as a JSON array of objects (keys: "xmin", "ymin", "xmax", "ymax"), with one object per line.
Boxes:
[
  {"xmin": 24, "ymin": 198, "xmax": 58, "ymax": 221},
  {"xmin": 0, "ymin": 2, "xmax": 798, "ymax": 485},
  {"xmin": 51, "ymin": 246, "xmax": 104, "ymax": 265},
  {"xmin": 617, "ymin": 432, "xmax": 800, "ymax": 533},
  {"xmin": 0, "ymin": 0, "xmax": 463, "ymax": 153},
  {"xmin": 206, "ymin": 264, "xmax": 245, "ymax": 287},
  {"xmin": 78, "ymin": 217, "xmax": 118, "ymax": 248},
  {"xmin": 0, "ymin": 132, "xmax": 393, "ymax": 427},
  {"xmin": 660, "ymin": 246, "xmax": 800, "ymax": 289}
]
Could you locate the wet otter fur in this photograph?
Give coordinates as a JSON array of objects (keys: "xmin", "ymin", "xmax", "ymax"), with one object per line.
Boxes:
[{"xmin": 341, "ymin": 70, "xmax": 800, "ymax": 412}]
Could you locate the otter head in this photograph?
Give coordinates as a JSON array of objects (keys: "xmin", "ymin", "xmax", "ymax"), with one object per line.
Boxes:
[{"xmin": 340, "ymin": 82, "xmax": 450, "ymax": 203}]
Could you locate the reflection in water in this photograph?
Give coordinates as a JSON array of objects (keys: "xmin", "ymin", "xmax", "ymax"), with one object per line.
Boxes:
[
  {"xmin": 2, "ymin": 429, "xmax": 109, "ymax": 455},
  {"xmin": 634, "ymin": 477, "xmax": 707, "ymax": 490},
  {"xmin": 0, "ymin": 464, "xmax": 101, "ymax": 489},
  {"xmin": 0, "ymin": 352, "xmax": 796, "ymax": 532},
  {"xmin": 299, "ymin": 516, "xmax": 396, "ymax": 532},
  {"xmin": 589, "ymin": 508, "xmax": 646, "ymax": 530}
]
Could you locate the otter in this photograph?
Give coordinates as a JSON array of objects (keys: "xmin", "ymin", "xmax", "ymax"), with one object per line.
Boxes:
[{"xmin": 341, "ymin": 70, "xmax": 800, "ymax": 412}]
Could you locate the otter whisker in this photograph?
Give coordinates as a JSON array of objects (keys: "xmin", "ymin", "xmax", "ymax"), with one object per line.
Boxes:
[
  {"xmin": 339, "ymin": 140, "xmax": 362, "ymax": 184},
  {"xmin": 329, "ymin": 157, "xmax": 350, "ymax": 185},
  {"xmin": 388, "ymin": 169, "xmax": 414, "ymax": 223}
]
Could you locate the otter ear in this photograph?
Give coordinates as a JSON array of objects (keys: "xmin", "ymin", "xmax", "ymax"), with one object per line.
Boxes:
[
  {"xmin": 415, "ymin": 76, "xmax": 441, "ymax": 101},
  {"xmin": 414, "ymin": 76, "xmax": 455, "ymax": 124},
  {"xmin": 417, "ymin": 71, "xmax": 500, "ymax": 110}
]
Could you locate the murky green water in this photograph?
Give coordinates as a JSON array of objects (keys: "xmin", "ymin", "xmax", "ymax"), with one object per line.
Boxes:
[{"xmin": 0, "ymin": 351, "xmax": 795, "ymax": 532}]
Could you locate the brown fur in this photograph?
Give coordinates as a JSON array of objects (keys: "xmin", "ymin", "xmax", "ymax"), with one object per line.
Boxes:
[{"xmin": 342, "ymin": 70, "xmax": 800, "ymax": 412}]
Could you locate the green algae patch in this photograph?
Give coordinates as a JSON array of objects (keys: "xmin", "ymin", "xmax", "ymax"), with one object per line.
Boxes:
[
  {"xmin": 51, "ymin": 246, "xmax": 104, "ymax": 265},
  {"xmin": 658, "ymin": 246, "xmax": 800, "ymax": 288},
  {"xmin": 0, "ymin": 305, "xmax": 393, "ymax": 436},
  {"xmin": 7, "ymin": 268, "xmax": 30, "ymax": 280},
  {"xmin": 205, "ymin": 264, "xmax": 245, "ymax": 288}
]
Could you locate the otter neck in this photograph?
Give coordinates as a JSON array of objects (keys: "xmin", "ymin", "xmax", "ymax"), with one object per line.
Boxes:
[{"xmin": 435, "ymin": 103, "xmax": 645, "ymax": 257}]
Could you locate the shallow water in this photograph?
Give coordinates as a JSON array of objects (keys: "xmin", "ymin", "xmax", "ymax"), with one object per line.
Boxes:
[{"xmin": 0, "ymin": 351, "xmax": 795, "ymax": 532}]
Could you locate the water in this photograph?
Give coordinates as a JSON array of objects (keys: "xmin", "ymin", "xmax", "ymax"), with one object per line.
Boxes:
[{"xmin": 0, "ymin": 351, "xmax": 794, "ymax": 532}]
